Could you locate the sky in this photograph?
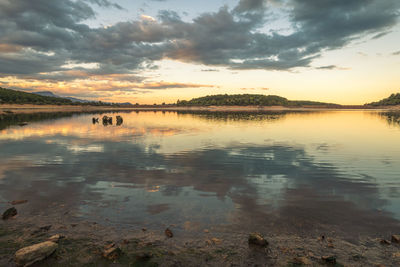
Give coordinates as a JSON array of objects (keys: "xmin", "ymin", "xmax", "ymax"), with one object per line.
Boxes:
[{"xmin": 0, "ymin": 0, "xmax": 399, "ymax": 104}]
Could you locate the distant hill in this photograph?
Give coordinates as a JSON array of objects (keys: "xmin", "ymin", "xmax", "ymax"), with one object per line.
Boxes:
[
  {"xmin": 367, "ymin": 93, "xmax": 400, "ymax": 106},
  {"xmin": 34, "ymin": 91, "xmax": 90, "ymax": 103},
  {"xmin": 177, "ymin": 94, "xmax": 340, "ymax": 107},
  {"xmin": 0, "ymin": 87, "xmax": 73, "ymax": 105},
  {"xmin": 0, "ymin": 87, "xmax": 133, "ymax": 106}
]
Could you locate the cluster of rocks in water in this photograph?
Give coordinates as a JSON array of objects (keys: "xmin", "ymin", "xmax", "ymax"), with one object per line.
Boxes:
[{"xmin": 92, "ymin": 115, "xmax": 123, "ymax": 126}]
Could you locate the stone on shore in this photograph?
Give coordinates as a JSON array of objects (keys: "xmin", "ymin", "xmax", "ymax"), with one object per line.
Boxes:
[
  {"xmin": 48, "ymin": 234, "xmax": 64, "ymax": 243},
  {"xmin": 391, "ymin": 235, "xmax": 400, "ymax": 243},
  {"xmin": 102, "ymin": 247, "xmax": 122, "ymax": 260},
  {"xmin": 2, "ymin": 207, "xmax": 17, "ymax": 220},
  {"xmin": 165, "ymin": 228, "xmax": 173, "ymax": 238},
  {"xmin": 248, "ymin": 233, "xmax": 268, "ymax": 247},
  {"xmin": 15, "ymin": 241, "xmax": 58, "ymax": 267}
]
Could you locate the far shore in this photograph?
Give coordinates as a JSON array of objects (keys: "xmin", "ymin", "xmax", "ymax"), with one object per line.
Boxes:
[{"xmin": 1, "ymin": 104, "xmax": 400, "ymax": 115}]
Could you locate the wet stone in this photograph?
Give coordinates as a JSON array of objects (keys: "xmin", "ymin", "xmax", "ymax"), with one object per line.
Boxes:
[
  {"xmin": 102, "ymin": 247, "xmax": 122, "ymax": 261},
  {"xmin": 2, "ymin": 207, "xmax": 17, "ymax": 220}
]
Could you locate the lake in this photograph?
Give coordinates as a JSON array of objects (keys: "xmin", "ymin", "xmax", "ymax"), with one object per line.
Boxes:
[{"xmin": 1, "ymin": 110, "xmax": 400, "ymax": 242}]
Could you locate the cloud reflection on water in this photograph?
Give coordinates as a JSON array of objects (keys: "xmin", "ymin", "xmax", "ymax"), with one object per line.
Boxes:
[{"xmin": 0, "ymin": 110, "xmax": 399, "ymax": 238}]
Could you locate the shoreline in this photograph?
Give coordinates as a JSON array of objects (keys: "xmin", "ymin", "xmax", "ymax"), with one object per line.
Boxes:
[
  {"xmin": 1, "ymin": 212, "xmax": 399, "ymax": 266},
  {"xmin": 1, "ymin": 104, "xmax": 400, "ymax": 115}
]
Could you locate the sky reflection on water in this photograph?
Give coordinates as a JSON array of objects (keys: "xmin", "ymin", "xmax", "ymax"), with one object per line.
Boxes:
[{"xmin": 0, "ymin": 110, "xmax": 400, "ymax": 237}]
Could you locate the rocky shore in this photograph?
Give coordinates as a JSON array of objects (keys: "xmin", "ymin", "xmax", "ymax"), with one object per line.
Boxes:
[{"xmin": 2, "ymin": 205, "xmax": 400, "ymax": 266}]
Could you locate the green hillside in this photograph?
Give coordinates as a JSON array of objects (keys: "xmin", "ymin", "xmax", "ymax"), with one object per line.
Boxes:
[
  {"xmin": 367, "ymin": 93, "xmax": 400, "ymax": 106},
  {"xmin": 0, "ymin": 87, "xmax": 73, "ymax": 105},
  {"xmin": 177, "ymin": 94, "xmax": 339, "ymax": 107}
]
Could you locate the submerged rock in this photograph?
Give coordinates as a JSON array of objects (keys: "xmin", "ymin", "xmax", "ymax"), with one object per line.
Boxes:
[
  {"xmin": 248, "ymin": 232, "xmax": 268, "ymax": 247},
  {"xmin": 116, "ymin": 115, "xmax": 123, "ymax": 126},
  {"xmin": 2, "ymin": 207, "xmax": 17, "ymax": 220},
  {"xmin": 165, "ymin": 228, "xmax": 173, "ymax": 238},
  {"xmin": 15, "ymin": 241, "xmax": 57, "ymax": 267}
]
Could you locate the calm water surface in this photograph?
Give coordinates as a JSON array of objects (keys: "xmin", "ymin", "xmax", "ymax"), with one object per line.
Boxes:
[{"xmin": 1, "ymin": 110, "xmax": 400, "ymax": 237}]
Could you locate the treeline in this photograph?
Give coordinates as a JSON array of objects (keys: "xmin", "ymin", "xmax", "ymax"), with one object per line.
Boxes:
[
  {"xmin": 367, "ymin": 93, "xmax": 400, "ymax": 106},
  {"xmin": 177, "ymin": 94, "xmax": 339, "ymax": 107},
  {"xmin": 0, "ymin": 87, "xmax": 129, "ymax": 106}
]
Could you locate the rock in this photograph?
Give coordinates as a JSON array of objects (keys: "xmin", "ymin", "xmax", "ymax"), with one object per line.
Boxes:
[
  {"xmin": 321, "ymin": 255, "xmax": 336, "ymax": 264},
  {"xmin": 48, "ymin": 235, "xmax": 64, "ymax": 243},
  {"xmin": 393, "ymin": 252, "xmax": 400, "ymax": 258},
  {"xmin": 104, "ymin": 243, "xmax": 115, "ymax": 250},
  {"xmin": 15, "ymin": 241, "xmax": 58, "ymax": 267},
  {"xmin": 10, "ymin": 200, "xmax": 28, "ymax": 205},
  {"xmin": 165, "ymin": 228, "xmax": 173, "ymax": 238},
  {"xmin": 292, "ymin": 256, "xmax": 312, "ymax": 265},
  {"xmin": 248, "ymin": 232, "xmax": 268, "ymax": 247},
  {"xmin": 2, "ymin": 207, "xmax": 17, "ymax": 220},
  {"xmin": 116, "ymin": 116, "xmax": 123, "ymax": 126},
  {"xmin": 391, "ymin": 235, "xmax": 400, "ymax": 243},
  {"xmin": 379, "ymin": 239, "xmax": 391, "ymax": 245},
  {"xmin": 211, "ymin": 238, "xmax": 222, "ymax": 245},
  {"xmin": 102, "ymin": 116, "xmax": 112, "ymax": 125},
  {"xmin": 317, "ymin": 235, "xmax": 325, "ymax": 242},
  {"xmin": 102, "ymin": 247, "xmax": 122, "ymax": 260}
]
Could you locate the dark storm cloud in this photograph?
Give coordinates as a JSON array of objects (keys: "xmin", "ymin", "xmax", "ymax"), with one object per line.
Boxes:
[
  {"xmin": 0, "ymin": 0, "xmax": 399, "ymax": 83},
  {"xmin": 234, "ymin": 0, "xmax": 267, "ymax": 13}
]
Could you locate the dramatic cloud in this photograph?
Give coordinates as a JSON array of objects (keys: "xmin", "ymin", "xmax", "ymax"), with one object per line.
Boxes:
[{"xmin": 0, "ymin": 0, "xmax": 399, "ymax": 97}]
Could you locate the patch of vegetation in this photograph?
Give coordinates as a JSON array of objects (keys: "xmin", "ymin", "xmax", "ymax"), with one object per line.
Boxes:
[
  {"xmin": 0, "ymin": 87, "xmax": 74, "ymax": 105},
  {"xmin": 0, "ymin": 87, "xmax": 131, "ymax": 106},
  {"xmin": 176, "ymin": 94, "xmax": 339, "ymax": 107},
  {"xmin": 367, "ymin": 93, "xmax": 400, "ymax": 106}
]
